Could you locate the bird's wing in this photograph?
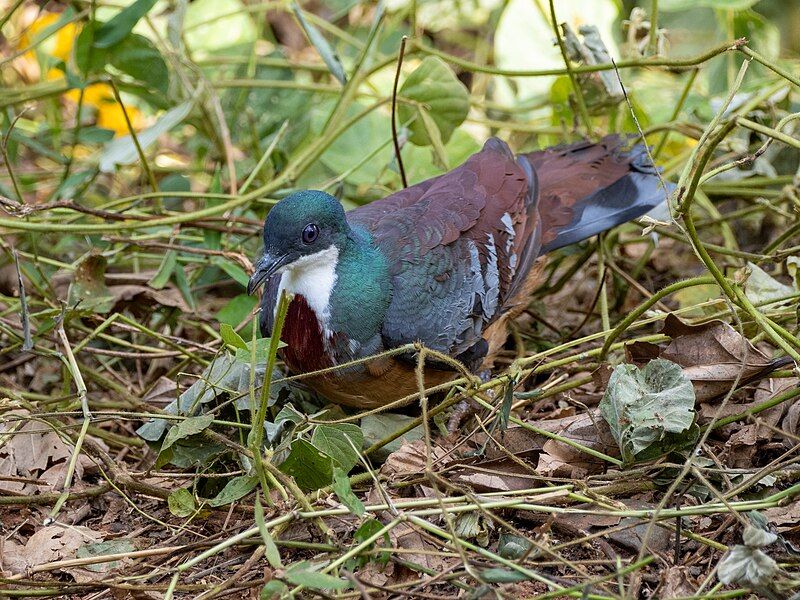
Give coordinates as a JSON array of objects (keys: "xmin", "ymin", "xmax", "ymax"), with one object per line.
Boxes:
[
  {"xmin": 521, "ymin": 135, "xmax": 671, "ymax": 253},
  {"xmin": 349, "ymin": 138, "xmax": 540, "ymax": 359}
]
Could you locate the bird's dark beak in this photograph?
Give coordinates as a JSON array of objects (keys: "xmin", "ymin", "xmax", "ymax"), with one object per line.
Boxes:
[{"xmin": 247, "ymin": 253, "xmax": 288, "ymax": 294}]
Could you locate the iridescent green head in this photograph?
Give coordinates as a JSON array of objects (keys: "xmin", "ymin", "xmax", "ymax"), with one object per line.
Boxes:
[{"xmin": 247, "ymin": 190, "xmax": 349, "ymax": 293}]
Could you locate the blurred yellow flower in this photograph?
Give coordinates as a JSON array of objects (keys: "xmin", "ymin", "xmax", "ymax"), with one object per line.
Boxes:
[
  {"xmin": 17, "ymin": 11, "xmax": 143, "ymax": 136},
  {"xmin": 97, "ymin": 99, "xmax": 144, "ymax": 136},
  {"xmin": 65, "ymin": 84, "xmax": 145, "ymax": 135},
  {"xmin": 19, "ymin": 12, "xmax": 78, "ymax": 66}
]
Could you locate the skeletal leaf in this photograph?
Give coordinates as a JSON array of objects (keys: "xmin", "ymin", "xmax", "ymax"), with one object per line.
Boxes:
[
  {"xmin": 717, "ymin": 545, "xmax": 777, "ymax": 586},
  {"xmin": 600, "ymin": 358, "xmax": 695, "ymax": 462}
]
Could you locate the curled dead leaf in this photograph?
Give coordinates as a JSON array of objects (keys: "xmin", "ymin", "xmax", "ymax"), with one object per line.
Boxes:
[
  {"xmin": 1, "ymin": 525, "xmax": 101, "ymax": 574},
  {"xmin": 0, "ymin": 410, "xmax": 101, "ymax": 495},
  {"xmin": 381, "ymin": 439, "xmax": 449, "ymax": 478},
  {"xmin": 627, "ymin": 314, "xmax": 793, "ymax": 402}
]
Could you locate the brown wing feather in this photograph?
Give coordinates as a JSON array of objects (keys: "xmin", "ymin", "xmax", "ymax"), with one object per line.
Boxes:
[{"xmin": 522, "ymin": 135, "xmax": 637, "ymax": 250}]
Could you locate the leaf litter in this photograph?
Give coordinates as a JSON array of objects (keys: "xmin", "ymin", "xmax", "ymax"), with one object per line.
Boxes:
[{"xmin": 2, "ymin": 2, "xmax": 800, "ymax": 598}]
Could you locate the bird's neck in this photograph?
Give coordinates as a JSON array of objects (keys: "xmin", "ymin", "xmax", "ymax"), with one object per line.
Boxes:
[
  {"xmin": 277, "ymin": 244, "xmax": 340, "ymax": 334},
  {"xmin": 279, "ymin": 228, "xmax": 391, "ymax": 371}
]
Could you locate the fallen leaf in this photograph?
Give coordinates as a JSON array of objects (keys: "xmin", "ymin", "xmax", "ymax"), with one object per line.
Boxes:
[
  {"xmin": 628, "ymin": 314, "xmax": 792, "ymax": 402},
  {"xmin": 55, "ymin": 268, "xmax": 191, "ymax": 314},
  {"xmin": 0, "ymin": 410, "xmax": 98, "ymax": 494},
  {"xmin": 743, "ymin": 262, "xmax": 795, "ymax": 307},
  {"xmin": 452, "ymin": 457, "xmax": 544, "ymax": 492},
  {"xmin": 390, "ymin": 522, "xmax": 452, "ymax": 573},
  {"xmin": 654, "ymin": 566, "xmax": 698, "ymax": 599},
  {"xmin": 600, "ymin": 358, "xmax": 696, "ymax": 462},
  {"xmin": 1, "ymin": 525, "xmax": 101, "ymax": 574},
  {"xmin": 765, "ymin": 501, "xmax": 800, "ymax": 531},
  {"xmin": 381, "ymin": 439, "xmax": 449, "ymax": 478}
]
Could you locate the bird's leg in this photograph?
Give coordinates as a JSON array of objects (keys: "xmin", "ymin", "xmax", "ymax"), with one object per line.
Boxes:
[{"xmin": 446, "ymin": 369, "xmax": 492, "ymax": 433}]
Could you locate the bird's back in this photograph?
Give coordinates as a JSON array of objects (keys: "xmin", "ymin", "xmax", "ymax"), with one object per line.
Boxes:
[
  {"xmin": 349, "ymin": 135, "xmax": 668, "ymax": 366},
  {"xmin": 350, "ymin": 138, "xmax": 540, "ymax": 364}
]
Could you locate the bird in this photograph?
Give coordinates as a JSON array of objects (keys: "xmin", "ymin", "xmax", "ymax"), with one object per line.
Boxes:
[{"xmin": 247, "ymin": 135, "xmax": 671, "ymax": 409}]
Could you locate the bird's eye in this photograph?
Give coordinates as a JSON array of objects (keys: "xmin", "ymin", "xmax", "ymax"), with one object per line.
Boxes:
[{"xmin": 301, "ymin": 223, "xmax": 320, "ymax": 244}]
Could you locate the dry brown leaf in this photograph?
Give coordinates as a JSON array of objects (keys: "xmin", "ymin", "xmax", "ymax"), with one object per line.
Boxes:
[
  {"xmin": 765, "ymin": 501, "xmax": 800, "ymax": 531},
  {"xmin": 532, "ymin": 410, "xmax": 619, "ymax": 477},
  {"xmin": 381, "ymin": 439, "xmax": 449, "ymax": 478},
  {"xmin": 53, "ymin": 266, "xmax": 191, "ymax": 313},
  {"xmin": 355, "ymin": 559, "xmax": 393, "ymax": 589},
  {"xmin": 1, "ymin": 525, "xmax": 101, "ymax": 574},
  {"xmin": 627, "ymin": 314, "xmax": 792, "ymax": 402},
  {"xmin": 655, "ymin": 566, "xmax": 698, "ymax": 598},
  {"xmin": 390, "ymin": 522, "xmax": 451, "ymax": 573},
  {"xmin": 782, "ymin": 398, "xmax": 800, "ymax": 443},
  {"xmin": 0, "ymin": 410, "xmax": 103, "ymax": 495},
  {"xmin": 143, "ymin": 377, "xmax": 179, "ymax": 406},
  {"xmin": 451, "ymin": 457, "xmax": 542, "ymax": 492}
]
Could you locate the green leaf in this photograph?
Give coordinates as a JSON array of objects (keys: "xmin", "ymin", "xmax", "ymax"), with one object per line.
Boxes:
[
  {"xmin": 220, "ymin": 323, "xmax": 247, "ymax": 351},
  {"xmin": 497, "ymin": 533, "xmax": 532, "ymax": 559},
  {"xmin": 149, "ymin": 250, "xmax": 177, "ymax": 290},
  {"xmin": 172, "ymin": 265, "xmax": 197, "ymax": 311},
  {"xmin": 416, "ymin": 106, "xmax": 449, "ymax": 170},
  {"xmin": 398, "ymin": 56, "xmax": 469, "ymax": 146},
  {"xmin": 332, "ymin": 467, "xmax": 365, "ymax": 516},
  {"xmin": 344, "ymin": 518, "xmax": 390, "ymax": 571},
  {"xmin": 159, "ymin": 173, "xmax": 191, "ymax": 209},
  {"xmin": 479, "ymin": 567, "xmax": 530, "ymax": 583},
  {"xmin": 213, "ymin": 257, "xmax": 250, "ymax": 288},
  {"xmin": 279, "ymin": 439, "xmax": 334, "ymax": 491},
  {"xmin": 67, "ymin": 254, "xmax": 116, "ymax": 314},
  {"xmin": 360, "ymin": 413, "xmax": 423, "ymax": 461},
  {"xmin": 218, "ymin": 294, "xmax": 258, "ymax": 327},
  {"xmin": 78, "ymin": 127, "xmax": 116, "ymax": 144},
  {"xmin": 74, "ymin": 22, "xmax": 108, "ymax": 76},
  {"xmin": 311, "ymin": 424, "xmax": 364, "ymax": 473},
  {"xmin": 166, "ymin": 440, "xmax": 225, "ymax": 468},
  {"xmin": 260, "ymin": 580, "xmax": 288, "ymax": 600},
  {"xmin": 184, "ymin": 0, "xmax": 257, "ymax": 57},
  {"xmin": 161, "ymin": 414, "xmax": 214, "ymax": 452},
  {"xmin": 599, "ymin": 359, "xmax": 696, "ymax": 463},
  {"xmin": 275, "ymin": 404, "xmax": 305, "ymax": 425},
  {"xmin": 235, "ymin": 337, "xmax": 284, "ymax": 363},
  {"xmin": 94, "ymin": 0, "xmax": 158, "ymax": 48},
  {"xmin": 99, "ymin": 101, "xmax": 193, "ymax": 172},
  {"xmin": 208, "ymin": 475, "xmax": 259, "ymax": 507},
  {"xmin": 109, "ymin": 33, "xmax": 169, "ymax": 94},
  {"xmin": 168, "ymin": 488, "xmax": 196, "ymax": 517},
  {"xmin": 291, "ymin": 2, "xmax": 346, "ymax": 85},
  {"xmin": 314, "ymin": 100, "xmax": 394, "ymax": 186},
  {"xmin": 255, "ymin": 497, "xmax": 282, "ymax": 568},
  {"xmin": 76, "ymin": 540, "xmax": 136, "ymax": 572},
  {"xmin": 285, "ymin": 561, "xmax": 350, "ymax": 590}
]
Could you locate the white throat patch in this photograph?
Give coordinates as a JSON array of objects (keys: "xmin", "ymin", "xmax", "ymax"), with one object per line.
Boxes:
[{"xmin": 276, "ymin": 245, "xmax": 339, "ymax": 330}]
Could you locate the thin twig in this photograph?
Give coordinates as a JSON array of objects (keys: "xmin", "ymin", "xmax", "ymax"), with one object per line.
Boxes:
[
  {"xmin": 391, "ymin": 35, "xmax": 409, "ymax": 188},
  {"xmin": 107, "ymin": 78, "xmax": 159, "ymax": 194}
]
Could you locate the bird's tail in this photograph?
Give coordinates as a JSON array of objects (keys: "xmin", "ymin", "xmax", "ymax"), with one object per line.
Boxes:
[{"xmin": 520, "ymin": 135, "xmax": 672, "ymax": 255}]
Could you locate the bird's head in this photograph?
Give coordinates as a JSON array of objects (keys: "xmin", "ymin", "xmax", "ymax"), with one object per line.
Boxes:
[{"xmin": 247, "ymin": 190, "xmax": 349, "ymax": 294}]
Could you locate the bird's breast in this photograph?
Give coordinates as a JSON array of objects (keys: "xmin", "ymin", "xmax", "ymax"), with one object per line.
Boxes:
[{"xmin": 280, "ymin": 295, "xmax": 333, "ymax": 373}]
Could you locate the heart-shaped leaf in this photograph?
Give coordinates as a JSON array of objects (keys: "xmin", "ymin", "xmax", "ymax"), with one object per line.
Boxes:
[{"xmin": 398, "ymin": 56, "xmax": 469, "ymax": 146}]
